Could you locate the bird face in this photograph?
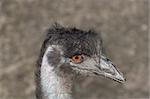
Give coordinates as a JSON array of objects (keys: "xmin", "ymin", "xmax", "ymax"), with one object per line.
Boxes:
[
  {"xmin": 44, "ymin": 45, "xmax": 125, "ymax": 83},
  {"xmin": 68, "ymin": 53, "xmax": 125, "ymax": 83},
  {"xmin": 43, "ymin": 26, "xmax": 125, "ymax": 83}
]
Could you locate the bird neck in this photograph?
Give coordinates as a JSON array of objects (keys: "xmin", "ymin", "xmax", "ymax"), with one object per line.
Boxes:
[
  {"xmin": 39, "ymin": 46, "xmax": 74, "ymax": 99},
  {"xmin": 40, "ymin": 64, "xmax": 74, "ymax": 99}
]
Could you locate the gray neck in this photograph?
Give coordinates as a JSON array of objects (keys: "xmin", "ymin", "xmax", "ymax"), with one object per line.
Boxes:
[{"xmin": 40, "ymin": 46, "xmax": 74, "ymax": 99}]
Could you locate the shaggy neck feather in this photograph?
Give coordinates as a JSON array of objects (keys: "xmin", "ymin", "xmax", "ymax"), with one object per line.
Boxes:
[{"xmin": 40, "ymin": 46, "xmax": 73, "ymax": 99}]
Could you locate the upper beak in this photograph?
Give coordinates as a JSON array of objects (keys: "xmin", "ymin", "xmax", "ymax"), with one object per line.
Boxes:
[{"xmin": 94, "ymin": 55, "xmax": 125, "ymax": 83}]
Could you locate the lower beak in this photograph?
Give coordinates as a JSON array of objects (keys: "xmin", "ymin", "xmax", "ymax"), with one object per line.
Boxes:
[{"xmin": 94, "ymin": 55, "xmax": 125, "ymax": 83}]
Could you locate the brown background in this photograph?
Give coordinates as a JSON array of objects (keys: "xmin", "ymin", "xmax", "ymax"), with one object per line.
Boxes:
[{"xmin": 0, "ymin": 0, "xmax": 149, "ymax": 99}]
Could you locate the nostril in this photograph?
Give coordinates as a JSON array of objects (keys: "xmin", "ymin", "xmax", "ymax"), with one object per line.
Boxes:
[
  {"xmin": 104, "ymin": 69, "xmax": 115, "ymax": 75},
  {"xmin": 93, "ymin": 72, "xmax": 99, "ymax": 75},
  {"xmin": 106, "ymin": 58, "xmax": 110, "ymax": 62},
  {"xmin": 95, "ymin": 65, "xmax": 115, "ymax": 75},
  {"xmin": 95, "ymin": 65, "xmax": 102, "ymax": 70}
]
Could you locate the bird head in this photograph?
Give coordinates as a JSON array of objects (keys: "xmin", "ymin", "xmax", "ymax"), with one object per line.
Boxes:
[{"xmin": 41, "ymin": 25, "xmax": 125, "ymax": 83}]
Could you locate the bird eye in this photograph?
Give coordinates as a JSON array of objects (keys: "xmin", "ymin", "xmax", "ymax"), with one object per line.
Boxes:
[{"xmin": 71, "ymin": 55, "xmax": 83, "ymax": 63}]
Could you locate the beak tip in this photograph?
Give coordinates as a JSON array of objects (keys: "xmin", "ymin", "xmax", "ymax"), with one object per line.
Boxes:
[
  {"xmin": 115, "ymin": 73, "xmax": 126, "ymax": 83},
  {"xmin": 123, "ymin": 77, "xmax": 126, "ymax": 81},
  {"xmin": 120, "ymin": 78, "xmax": 126, "ymax": 83},
  {"xmin": 120, "ymin": 77, "xmax": 126, "ymax": 83}
]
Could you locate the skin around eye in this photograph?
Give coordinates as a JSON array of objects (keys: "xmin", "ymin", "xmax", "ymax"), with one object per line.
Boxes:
[{"xmin": 71, "ymin": 55, "xmax": 83, "ymax": 63}]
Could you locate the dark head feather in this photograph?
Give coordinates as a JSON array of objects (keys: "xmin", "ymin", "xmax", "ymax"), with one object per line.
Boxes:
[{"xmin": 43, "ymin": 24, "xmax": 103, "ymax": 58}]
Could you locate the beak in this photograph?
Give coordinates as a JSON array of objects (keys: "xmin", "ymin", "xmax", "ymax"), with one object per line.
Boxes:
[{"xmin": 94, "ymin": 55, "xmax": 126, "ymax": 83}]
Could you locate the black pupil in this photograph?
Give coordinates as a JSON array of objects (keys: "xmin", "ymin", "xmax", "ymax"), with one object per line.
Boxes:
[{"xmin": 75, "ymin": 56, "xmax": 79, "ymax": 59}]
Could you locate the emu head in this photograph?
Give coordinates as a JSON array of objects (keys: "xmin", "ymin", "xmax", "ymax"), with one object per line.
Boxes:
[{"xmin": 40, "ymin": 26, "xmax": 125, "ymax": 83}]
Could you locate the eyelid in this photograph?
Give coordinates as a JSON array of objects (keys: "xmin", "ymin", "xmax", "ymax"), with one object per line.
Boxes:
[{"xmin": 69, "ymin": 53, "xmax": 82, "ymax": 58}]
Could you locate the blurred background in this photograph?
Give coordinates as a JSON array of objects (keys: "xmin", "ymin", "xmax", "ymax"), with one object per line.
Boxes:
[{"xmin": 0, "ymin": 0, "xmax": 149, "ymax": 99}]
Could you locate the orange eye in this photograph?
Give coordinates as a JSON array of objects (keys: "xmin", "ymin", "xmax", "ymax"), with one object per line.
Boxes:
[{"xmin": 71, "ymin": 55, "xmax": 83, "ymax": 63}]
